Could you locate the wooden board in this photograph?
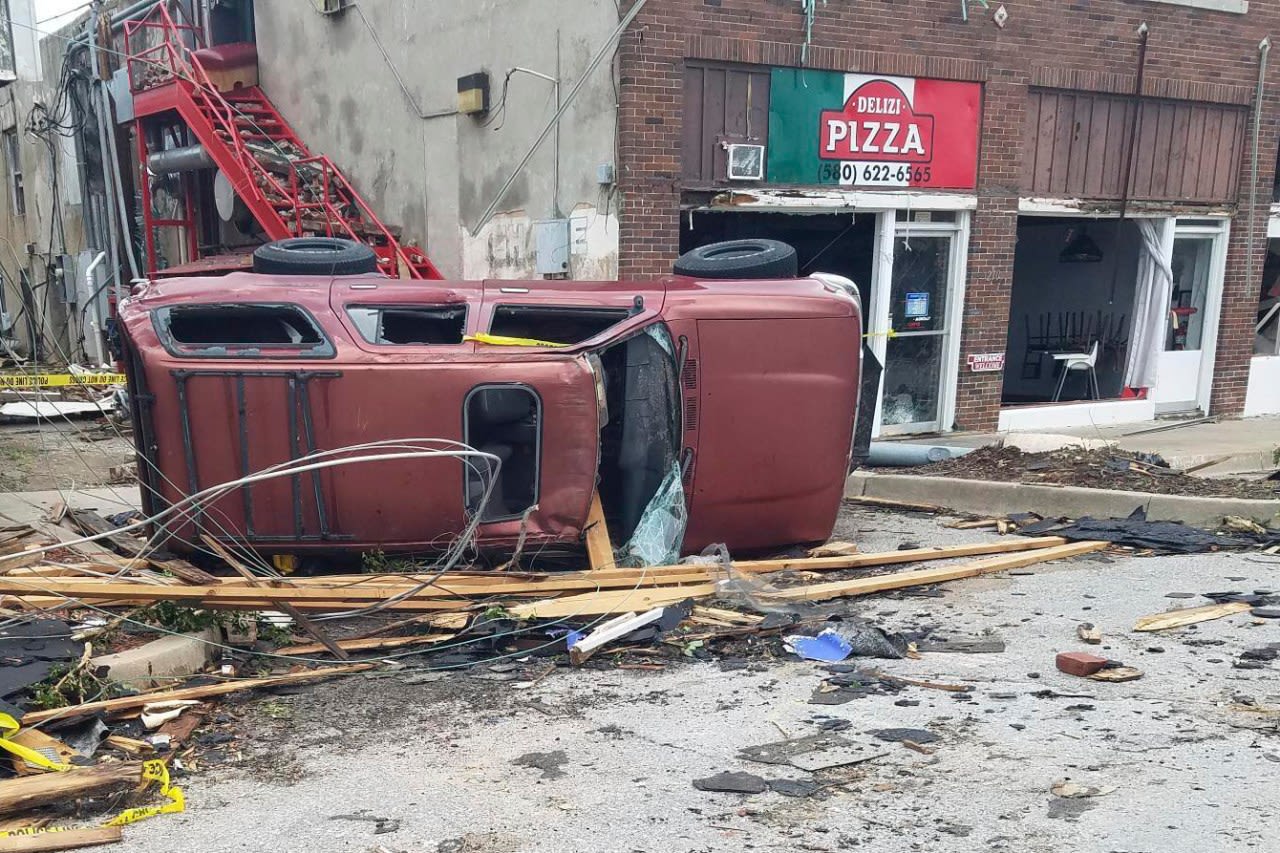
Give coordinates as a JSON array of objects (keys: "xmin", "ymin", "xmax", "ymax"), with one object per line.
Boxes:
[
  {"xmin": 583, "ymin": 492, "xmax": 615, "ymax": 571},
  {"xmin": 1132, "ymin": 601, "xmax": 1252, "ymax": 632},
  {"xmin": 0, "ymin": 827, "xmax": 122, "ymax": 852},
  {"xmin": 0, "ymin": 763, "xmax": 141, "ymax": 817},
  {"xmin": 276, "ymin": 633, "xmax": 453, "ymax": 657},
  {"xmin": 21, "ymin": 665, "xmax": 372, "ymax": 725},
  {"xmin": 510, "ymin": 584, "xmax": 718, "ymax": 619},
  {"xmin": 6, "ymin": 730, "xmax": 78, "ymax": 776},
  {"xmin": 759, "ymin": 541, "xmax": 1108, "ymax": 603}
]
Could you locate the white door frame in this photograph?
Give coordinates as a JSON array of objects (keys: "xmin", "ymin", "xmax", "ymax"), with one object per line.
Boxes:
[
  {"xmin": 872, "ymin": 212, "xmax": 971, "ymax": 436},
  {"xmin": 1169, "ymin": 217, "xmax": 1230, "ymax": 414}
]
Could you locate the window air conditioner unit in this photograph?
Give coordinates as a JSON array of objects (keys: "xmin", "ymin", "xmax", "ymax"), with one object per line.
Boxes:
[
  {"xmin": 726, "ymin": 144, "xmax": 765, "ymax": 181},
  {"xmin": 317, "ymin": 0, "xmax": 347, "ymax": 15}
]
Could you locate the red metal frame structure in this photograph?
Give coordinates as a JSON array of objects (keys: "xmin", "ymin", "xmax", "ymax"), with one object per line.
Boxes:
[{"xmin": 123, "ymin": 5, "xmax": 443, "ymax": 279}]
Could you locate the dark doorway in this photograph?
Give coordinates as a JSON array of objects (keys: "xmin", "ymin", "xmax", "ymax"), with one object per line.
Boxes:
[
  {"xmin": 680, "ymin": 211, "xmax": 876, "ymax": 316},
  {"xmin": 1003, "ymin": 216, "xmax": 1140, "ymax": 405}
]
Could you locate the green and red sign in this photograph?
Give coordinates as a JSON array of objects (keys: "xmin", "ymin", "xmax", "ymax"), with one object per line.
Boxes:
[{"xmin": 767, "ymin": 69, "xmax": 982, "ymax": 190}]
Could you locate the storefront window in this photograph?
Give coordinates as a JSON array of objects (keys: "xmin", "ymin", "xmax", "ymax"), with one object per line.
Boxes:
[{"xmin": 1167, "ymin": 237, "xmax": 1212, "ymax": 351}]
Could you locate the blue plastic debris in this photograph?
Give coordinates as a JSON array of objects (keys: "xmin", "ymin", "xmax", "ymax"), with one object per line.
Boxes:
[{"xmin": 784, "ymin": 629, "xmax": 853, "ymax": 662}]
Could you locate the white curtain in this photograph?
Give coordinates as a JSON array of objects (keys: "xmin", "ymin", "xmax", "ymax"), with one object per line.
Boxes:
[{"xmin": 1122, "ymin": 220, "xmax": 1173, "ymax": 390}]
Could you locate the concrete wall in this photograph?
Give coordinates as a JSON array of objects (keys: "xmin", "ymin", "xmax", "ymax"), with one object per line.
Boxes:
[
  {"xmin": 0, "ymin": 12, "xmax": 90, "ymax": 362},
  {"xmin": 254, "ymin": 0, "xmax": 621, "ymax": 279}
]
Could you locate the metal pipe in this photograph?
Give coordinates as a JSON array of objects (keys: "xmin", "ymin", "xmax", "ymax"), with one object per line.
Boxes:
[
  {"xmin": 1250, "ymin": 36, "xmax": 1271, "ymax": 353},
  {"xmin": 506, "ymin": 65, "xmax": 562, "ymax": 217},
  {"xmin": 147, "ymin": 143, "xmax": 216, "ymax": 174},
  {"xmin": 1107, "ymin": 21, "xmax": 1148, "ymax": 304},
  {"xmin": 87, "ymin": 3, "xmax": 121, "ymax": 313},
  {"xmin": 471, "ymin": 0, "xmax": 650, "ymax": 235},
  {"xmin": 863, "ymin": 442, "xmax": 975, "ymax": 467}
]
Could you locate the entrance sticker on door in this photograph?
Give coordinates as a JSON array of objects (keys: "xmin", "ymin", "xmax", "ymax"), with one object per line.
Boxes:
[{"xmin": 904, "ymin": 292, "xmax": 930, "ymax": 320}]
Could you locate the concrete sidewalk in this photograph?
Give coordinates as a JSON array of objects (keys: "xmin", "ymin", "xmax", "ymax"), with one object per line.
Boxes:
[{"xmin": 919, "ymin": 415, "xmax": 1280, "ymax": 476}]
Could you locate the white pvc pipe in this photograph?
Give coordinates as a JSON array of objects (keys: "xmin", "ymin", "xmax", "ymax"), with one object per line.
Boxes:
[{"xmin": 83, "ymin": 251, "xmax": 108, "ymax": 365}]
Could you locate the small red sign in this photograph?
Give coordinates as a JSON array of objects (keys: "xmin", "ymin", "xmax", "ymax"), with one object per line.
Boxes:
[{"xmin": 967, "ymin": 352, "xmax": 1006, "ymax": 372}]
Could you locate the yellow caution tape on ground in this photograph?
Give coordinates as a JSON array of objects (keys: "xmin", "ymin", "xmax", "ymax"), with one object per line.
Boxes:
[
  {"xmin": 464, "ymin": 333, "xmax": 567, "ymax": 348},
  {"xmin": 103, "ymin": 759, "xmax": 185, "ymax": 826},
  {"xmin": 0, "ymin": 712, "xmax": 72, "ymax": 773},
  {"xmin": 0, "ymin": 373, "xmax": 126, "ymax": 388}
]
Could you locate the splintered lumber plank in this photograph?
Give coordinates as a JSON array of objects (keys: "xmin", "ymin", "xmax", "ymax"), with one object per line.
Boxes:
[
  {"xmin": 0, "ymin": 552, "xmax": 42, "ymax": 573},
  {"xmin": 145, "ymin": 557, "xmax": 221, "ymax": 585},
  {"xmin": 0, "ymin": 763, "xmax": 142, "ymax": 817},
  {"xmin": 1133, "ymin": 601, "xmax": 1252, "ymax": 632},
  {"xmin": 349, "ymin": 611, "xmax": 470, "ymax": 640},
  {"xmin": 0, "ymin": 826, "xmax": 122, "ymax": 851},
  {"xmin": 66, "ymin": 510, "xmax": 145, "ymax": 559},
  {"xmin": 276, "ymin": 633, "xmax": 453, "ymax": 657},
  {"xmin": 201, "ymin": 536, "xmax": 351, "ymax": 660},
  {"xmin": 691, "ymin": 606, "xmax": 764, "ymax": 626},
  {"xmin": 844, "ymin": 496, "xmax": 942, "ymax": 513},
  {"xmin": 759, "ymin": 541, "xmax": 1108, "ymax": 603},
  {"xmin": 21, "ymin": 665, "xmax": 374, "ymax": 725},
  {"xmin": 584, "ymin": 491, "xmax": 616, "ymax": 571},
  {"xmin": 510, "ymin": 583, "xmax": 717, "ymax": 619},
  {"xmin": 725, "ymin": 537, "xmax": 1071, "ymax": 575}
]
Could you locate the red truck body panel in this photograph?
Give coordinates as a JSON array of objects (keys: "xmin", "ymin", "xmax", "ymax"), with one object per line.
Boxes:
[{"xmin": 118, "ymin": 270, "xmax": 861, "ymax": 559}]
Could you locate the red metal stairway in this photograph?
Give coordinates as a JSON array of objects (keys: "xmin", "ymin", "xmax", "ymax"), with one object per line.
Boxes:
[{"xmin": 124, "ymin": 6, "xmax": 442, "ymax": 279}]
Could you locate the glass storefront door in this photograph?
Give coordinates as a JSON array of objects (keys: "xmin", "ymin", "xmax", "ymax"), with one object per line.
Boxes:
[
  {"xmin": 1152, "ymin": 219, "xmax": 1228, "ymax": 414},
  {"xmin": 870, "ymin": 213, "xmax": 966, "ymax": 435}
]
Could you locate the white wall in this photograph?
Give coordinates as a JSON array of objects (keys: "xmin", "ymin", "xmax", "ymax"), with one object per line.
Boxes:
[{"xmin": 1244, "ymin": 356, "xmax": 1280, "ymax": 416}]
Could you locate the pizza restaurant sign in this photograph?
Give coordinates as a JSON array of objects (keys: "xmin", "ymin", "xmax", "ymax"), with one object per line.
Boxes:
[{"xmin": 767, "ymin": 69, "xmax": 982, "ymax": 190}]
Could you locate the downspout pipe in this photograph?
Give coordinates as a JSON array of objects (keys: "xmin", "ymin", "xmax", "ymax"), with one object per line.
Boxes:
[
  {"xmin": 1248, "ymin": 36, "xmax": 1271, "ymax": 326},
  {"xmin": 83, "ymin": 250, "xmax": 108, "ymax": 364},
  {"xmin": 86, "ymin": 3, "xmax": 121, "ymax": 317}
]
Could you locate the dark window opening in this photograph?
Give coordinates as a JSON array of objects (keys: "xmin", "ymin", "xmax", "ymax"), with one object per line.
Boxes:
[
  {"xmin": 490, "ymin": 305, "xmax": 629, "ymax": 345},
  {"xmin": 465, "ymin": 386, "xmax": 541, "ymax": 522},
  {"xmin": 595, "ymin": 327, "xmax": 681, "ymax": 543},
  {"xmin": 155, "ymin": 304, "xmax": 333, "ymax": 357},
  {"xmin": 347, "ymin": 305, "xmax": 466, "ymax": 345}
]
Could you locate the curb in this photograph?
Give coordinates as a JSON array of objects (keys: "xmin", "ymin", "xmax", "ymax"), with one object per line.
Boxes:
[{"xmin": 845, "ymin": 472, "xmax": 1280, "ymax": 527}]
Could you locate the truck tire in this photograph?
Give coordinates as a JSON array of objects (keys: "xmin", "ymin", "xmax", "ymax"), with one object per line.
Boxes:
[
  {"xmin": 673, "ymin": 239, "xmax": 798, "ymax": 279},
  {"xmin": 252, "ymin": 237, "xmax": 380, "ymax": 276}
]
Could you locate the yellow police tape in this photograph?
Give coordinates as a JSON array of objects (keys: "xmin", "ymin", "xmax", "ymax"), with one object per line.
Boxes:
[
  {"xmin": 0, "ymin": 718, "xmax": 184, "ymax": 835},
  {"xmin": 0, "ymin": 373, "xmax": 126, "ymax": 388},
  {"xmin": 103, "ymin": 759, "xmax": 185, "ymax": 826},
  {"xmin": 0, "ymin": 712, "xmax": 72, "ymax": 772},
  {"xmin": 464, "ymin": 332, "xmax": 567, "ymax": 348}
]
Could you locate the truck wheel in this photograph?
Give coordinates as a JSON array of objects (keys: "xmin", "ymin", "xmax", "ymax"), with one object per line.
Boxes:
[
  {"xmin": 251, "ymin": 237, "xmax": 380, "ymax": 276},
  {"xmin": 673, "ymin": 239, "xmax": 798, "ymax": 279}
]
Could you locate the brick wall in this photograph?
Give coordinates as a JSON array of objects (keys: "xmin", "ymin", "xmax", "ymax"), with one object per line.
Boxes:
[{"xmin": 618, "ymin": 0, "xmax": 1279, "ymax": 429}]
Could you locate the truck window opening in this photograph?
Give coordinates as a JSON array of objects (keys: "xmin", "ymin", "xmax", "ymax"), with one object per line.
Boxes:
[
  {"xmin": 347, "ymin": 305, "xmax": 466, "ymax": 345},
  {"xmin": 594, "ymin": 327, "xmax": 681, "ymax": 543},
  {"xmin": 490, "ymin": 305, "xmax": 629, "ymax": 344},
  {"xmin": 465, "ymin": 385, "xmax": 541, "ymax": 521},
  {"xmin": 164, "ymin": 305, "xmax": 323, "ymax": 346}
]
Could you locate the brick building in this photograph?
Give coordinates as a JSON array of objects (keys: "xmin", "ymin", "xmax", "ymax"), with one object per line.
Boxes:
[{"xmin": 616, "ymin": 0, "xmax": 1280, "ymax": 434}]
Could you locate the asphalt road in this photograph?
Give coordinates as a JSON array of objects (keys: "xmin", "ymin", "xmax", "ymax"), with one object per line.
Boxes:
[{"xmin": 102, "ymin": 508, "xmax": 1280, "ymax": 852}]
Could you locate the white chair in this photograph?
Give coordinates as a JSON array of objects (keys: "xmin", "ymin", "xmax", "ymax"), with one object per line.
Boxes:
[{"xmin": 1051, "ymin": 340, "xmax": 1100, "ymax": 402}]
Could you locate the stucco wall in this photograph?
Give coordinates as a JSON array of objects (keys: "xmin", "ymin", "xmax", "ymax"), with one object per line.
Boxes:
[{"xmin": 254, "ymin": 0, "xmax": 621, "ymax": 279}]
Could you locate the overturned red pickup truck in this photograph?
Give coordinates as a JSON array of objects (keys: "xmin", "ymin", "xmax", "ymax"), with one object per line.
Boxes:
[{"xmin": 117, "ymin": 238, "xmax": 869, "ymax": 561}]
